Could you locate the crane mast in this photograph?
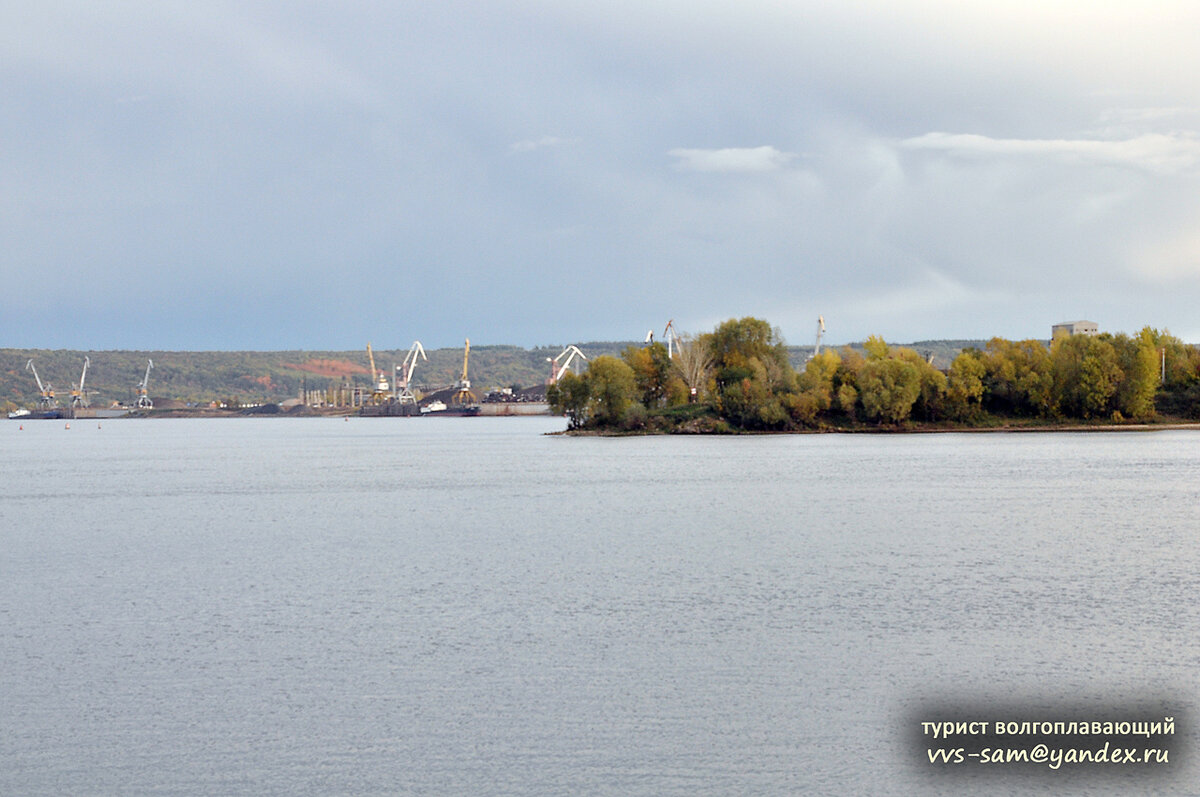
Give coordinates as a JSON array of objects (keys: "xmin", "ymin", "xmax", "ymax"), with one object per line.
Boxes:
[
  {"xmin": 452, "ymin": 338, "xmax": 473, "ymax": 406},
  {"xmin": 397, "ymin": 340, "xmax": 428, "ymax": 405},
  {"xmin": 71, "ymin": 356, "xmax": 91, "ymax": 408},
  {"xmin": 366, "ymin": 342, "xmax": 390, "ymax": 403},
  {"xmin": 136, "ymin": 359, "xmax": 154, "ymax": 409},
  {"xmin": 812, "ymin": 316, "xmax": 826, "ymax": 359},
  {"xmin": 663, "ymin": 319, "xmax": 683, "ymax": 359},
  {"xmin": 26, "ymin": 359, "xmax": 57, "ymax": 409}
]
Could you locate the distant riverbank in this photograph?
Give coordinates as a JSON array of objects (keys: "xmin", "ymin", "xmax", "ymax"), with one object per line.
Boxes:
[{"xmin": 555, "ymin": 417, "xmax": 1200, "ymax": 436}]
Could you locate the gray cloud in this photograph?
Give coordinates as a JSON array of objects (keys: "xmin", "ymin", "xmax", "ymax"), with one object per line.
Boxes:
[{"xmin": 5, "ymin": 1, "xmax": 1200, "ymax": 348}]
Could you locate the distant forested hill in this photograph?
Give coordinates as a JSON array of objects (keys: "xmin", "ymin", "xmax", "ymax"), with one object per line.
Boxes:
[
  {"xmin": 0, "ymin": 340, "xmax": 986, "ymax": 410},
  {"xmin": 0, "ymin": 344, "xmax": 626, "ymax": 409}
]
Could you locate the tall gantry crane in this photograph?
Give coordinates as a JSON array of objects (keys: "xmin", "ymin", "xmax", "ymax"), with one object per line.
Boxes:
[
  {"xmin": 396, "ymin": 340, "xmax": 428, "ymax": 405},
  {"xmin": 452, "ymin": 338, "xmax": 473, "ymax": 406},
  {"xmin": 366, "ymin": 343, "xmax": 390, "ymax": 404},
  {"xmin": 26, "ymin": 359, "xmax": 57, "ymax": 409},
  {"xmin": 548, "ymin": 345, "xmax": 587, "ymax": 384},
  {"xmin": 136, "ymin": 359, "xmax": 154, "ymax": 409},
  {"xmin": 70, "ymin": 356, "xmax": 91, "ymax": 408}
]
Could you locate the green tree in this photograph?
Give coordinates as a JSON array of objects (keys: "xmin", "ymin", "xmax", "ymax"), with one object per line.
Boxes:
[
  {"xmin": 704, "ymin": 317, "xmax": 795, "ymax": 428},
  {"xmin": 858, "ymin": 356, "xmax": 921, "ymax": 423},
  {"xmin": 836, "ymin": 383, "xmax": 859, "ymax": 418},
  {"xmin": 832, "ymin": 346, "xmax": 865, "ymax": 418},
  {"xmin": 863, "ymin": 335, "xmax": 890, "ymax": 361},
  {"xmin": 621, "ymin": 342, "xmax": 671, "ymax": 408},
  {"xmin": 585, "ymin": 355, "xmax": 638, "ymax": 426},
  {"xmin": 982, "ymin": 338, "xmax": 1053, "ymax": 416},
  {"xmin": 896, "ymin": 348, "xmax": 947, "ymax": 421},
  {"xmin": 1111, "ymin": 331, "xmax": 1158, "ymax": 420},
  {"xmin": 1140, "ymin": 327, "xmax": 1199, "ymax": 388},
  {"xmin": 706, "ymin": 317, "xmax": 792, "ymax": 388},
  {"xmin": 1143, "ymin": 327, "xmax": 1200, "ymax": 417},
  {"xmin": 547, "ymin": 371, "xmax": 591, "ymax": 429},
  {"xmin": 796, "ymin": 350, "xmax": 841, "ymax": 413},
  {"xmin": 945, "ymin": 349, "xmax": 986, "ymax": 420},
  {"xmin": 1050, "ymin": 334, "xmax": 1121, "ymax": 418}
]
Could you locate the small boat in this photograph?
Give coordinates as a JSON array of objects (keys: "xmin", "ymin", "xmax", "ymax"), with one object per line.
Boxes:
[{"xmin": 8, "ymin": 408, "xmax": 31, "ymax": 420}]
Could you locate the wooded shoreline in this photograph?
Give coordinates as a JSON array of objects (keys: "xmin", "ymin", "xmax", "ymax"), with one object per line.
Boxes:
[{"xmin": 547, "ymin": 317, "xmax": 1200, "ymax": 435}]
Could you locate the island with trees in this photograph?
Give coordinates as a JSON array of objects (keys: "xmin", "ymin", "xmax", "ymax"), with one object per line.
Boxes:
[{"xmin": 546, "ymin": 317, "xmax": 1200, "ymax": 434}]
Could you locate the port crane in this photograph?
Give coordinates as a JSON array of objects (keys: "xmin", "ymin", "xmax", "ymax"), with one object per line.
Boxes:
[
  {"xmin": 396, "ymin": 340, "xmax": 428, "ymax": 405},
  {"xmin": 548, "ymin": 345, "xmax": 587, "ymax": 384},
  {"xmin": 26, "ymin": 359, "xmax": 57, "ymax": 409},
  {"xmin": 663, "ymin": 319, "xmax": 683, "ymax": 359},
  {"xmin": 451, "ymin": 338, "xmax": 473, "ymax": 406},
  {"xmin": 136, "ymin": 359, "xmax": 154, "ymax": 409},
  {"xmin": 366, "ymin": 343, "xmax": 390, "ymax": 404},
  {"xmin": 810, "ymin": 316, "xmax": 826, "ymax": 360},
  {"xmin": 70, "ymin": 356, "xmax": 91, "ymax": 408}
]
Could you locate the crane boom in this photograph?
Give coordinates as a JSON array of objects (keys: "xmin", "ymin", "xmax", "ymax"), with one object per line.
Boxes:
[
  {"xmin": 401, "ymin": 341, "xmax": 428, "ymax": 385},
  {"xmin": 663, "ymin": 319, "xmax": 683, "ymax": 359},
  {"xmin": 549, "ymin": 345, "xmax": 587, "ymax": 383},
  {"xmin": 452, "ymin": 338, "xmax": 473, "ymax": 406},
  {"xmin": 397, "ymin": 340, "xmax": 428, "ymax": 405},
  {"xmin": 136, "ymin": 359, "xmax": 154, "ymax": 409},
  {"xmin": 26, "ymin": 359, "xmax": 57, "ymax": 409},
  {"xmin": 26, "ymin": 359, "xmax": 46, "ymax": 394},
  {"xmin": 366, "ymin": 342, "xmax": 389, "ymax": 400},
  {"xmin": 71, "ymin": 356, "xmax": 91, "ymax": 407}
]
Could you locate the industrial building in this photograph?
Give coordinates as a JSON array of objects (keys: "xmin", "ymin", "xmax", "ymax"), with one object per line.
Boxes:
[{"xmin": 1052, "ymin": 320, "xmax": 1099, "ymax": 338}]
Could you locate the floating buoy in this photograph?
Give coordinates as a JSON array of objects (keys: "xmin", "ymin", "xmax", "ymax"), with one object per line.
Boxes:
[
  {"xmin": 65, "ymin": 422, "xmax": 70, "ymax": 430},
  {"xmin": 18, "ymin": 425, "xmax": 23, "ymax": 430}
]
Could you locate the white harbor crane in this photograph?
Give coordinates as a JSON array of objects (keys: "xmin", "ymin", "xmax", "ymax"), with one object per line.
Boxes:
[
  {"xmin": 396, "ymin": 340, "xmax": 428, "ymax": 405},
  {"xmin": 548, "ymin": 345, "xmax": 587, "ymax": 384},
  {"xmin": 811, "ymin": 315, "xmax": 826, "ymax": 360},
  {"xmin": 26, "ymin": 359, "xmax": 57, "ymax": 409},
  {"xmin": 70, "ymin": 356, "xmax": 91, "ymax": 408},
  {"xmin": 663, "ymin": 319, "xmax": 683, "ymax": 359},
  {"xmin": 136, "ymin": 359, "xmax": 154, "ymax": 409}
]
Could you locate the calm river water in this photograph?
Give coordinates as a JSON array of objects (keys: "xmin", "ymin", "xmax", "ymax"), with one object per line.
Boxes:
[{"xmin": 2, "ymin": 417, "xmax": 1197, "ymax": 795}]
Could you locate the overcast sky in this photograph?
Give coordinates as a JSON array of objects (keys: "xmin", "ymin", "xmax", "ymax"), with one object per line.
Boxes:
[{"xmin": 5, "ymin": 1, "xmax": 1200, "ymax": 350}]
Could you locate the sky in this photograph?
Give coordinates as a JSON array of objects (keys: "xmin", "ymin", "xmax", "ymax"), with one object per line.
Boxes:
[{"xmin": 5, "ymin": 1, "xmax": 1200, "ymax": 350}]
